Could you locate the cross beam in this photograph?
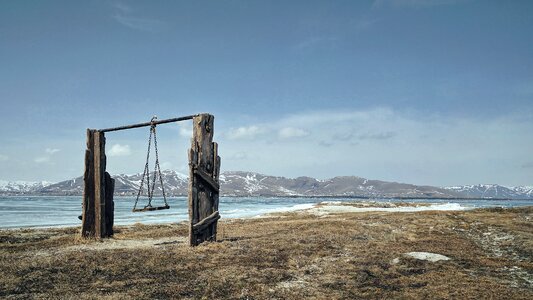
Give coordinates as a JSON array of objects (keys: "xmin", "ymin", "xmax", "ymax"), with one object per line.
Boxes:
[{"xmin": 98, "ymin": 114, "xmax": 200, "ymax": 133}]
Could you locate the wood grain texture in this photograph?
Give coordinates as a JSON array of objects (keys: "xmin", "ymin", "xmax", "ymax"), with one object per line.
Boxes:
[
  {"xmin": 94, "ymin": 131, "xmax": 105, "ymax": 237},
  {"xmin": 192, "ymin": 211, "xmax": 220, "ymax": 234},
  {"xmin": 81, "ymin": 129, "xmax": 95, "ymax": 237},
  {"xmin": 188, "ymin": 114, "xmax": 221, "ymax": 246},
  {"xmin": 81, "ymin": 130, "xmax": 114, "ymax": 238}
]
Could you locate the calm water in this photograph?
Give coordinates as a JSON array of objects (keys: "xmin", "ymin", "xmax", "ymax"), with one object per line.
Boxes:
[{"xmin": 0, "ymin": 196, "xmax": 531, "ymax": 229}]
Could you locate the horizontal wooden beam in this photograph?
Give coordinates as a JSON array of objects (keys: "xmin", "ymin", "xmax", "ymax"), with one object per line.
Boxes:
[
  {"xmin": 194, "ymin": 168, "xmax": 220, "ymax": 192},
  {"xmin": 99, "ymin": 114, "xmax": 201, "ymax": 133},
  {"xmin": 192, "ymin": 211, "xmax": 220, "ymax": 234}
]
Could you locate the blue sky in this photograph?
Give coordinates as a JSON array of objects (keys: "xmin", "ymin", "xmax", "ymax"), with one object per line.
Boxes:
[{"xmin": 0, "ymin": 0, "xmax": 532, "ymax": 186}]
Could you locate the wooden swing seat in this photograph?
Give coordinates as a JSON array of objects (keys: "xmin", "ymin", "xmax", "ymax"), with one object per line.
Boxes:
[{"xmin": 132, "ymin": 204, "xmax": 170, "ymax": 212}]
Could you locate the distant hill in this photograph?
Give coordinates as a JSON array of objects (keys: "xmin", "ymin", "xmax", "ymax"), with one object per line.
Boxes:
[
  {"xmin": 1, "ymin": 170, "xmax": 532, "ymax": 199},
  {"xmin": 443, "ymin": 184, "xmax": 533, "ymax": 200},
  {"xmin": 0, "ymin": 180, "xmax": 53, "ymax": 194}
]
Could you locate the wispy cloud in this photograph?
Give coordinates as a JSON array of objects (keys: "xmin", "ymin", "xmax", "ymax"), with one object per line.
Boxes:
[
  {"xmin": 226, "ymin": 126, "xmax": 266, "ymax": 140},
  {"xmin": 45, "ymin": 148, "xmax": 60, "ymax": 155},
  {"xmin": 113, "ymin": 2, "xmax": 132, "ymax": 14},
  {"xmin": 373, "ymin": 0, "xmax": 468, "ymax": 9},
  {"xmin": 0, "ymin": 154, "xmax": 9, "ymax": 162},
  {"xmin": 278, "ymin": 127, "xmax": 310, "ymax": 139},
  {"xmin": 109, "ymin": 144, "xmax": 131, "ymax": 157},
  {"xmin": 35, "ymin": 148, "xmax": 61, "ymax": 164},
  {"xmin": 34, "ymin": 156, "xmax": 50, "ymax": 163},
  {"xmin": 219, "ymin": 108, "xmax": 533, "ymax": 186},
  {"xmin": 177, "ymin": 122, "xmax": 192, "ymax": 138},
  {"xmin": 353, "ymin": 17, "xmax": 380, "ymax": 32},
  {"xmin": 112, "ymin": 2, "xmax": 165, "ymax": 32},
  {"xmin": 113, "ymin": 15, "xmax": 165, "ymax": 32},
  {"xmin": 358, "ymin": 131, "xmax": 396, "ymax": 140}
]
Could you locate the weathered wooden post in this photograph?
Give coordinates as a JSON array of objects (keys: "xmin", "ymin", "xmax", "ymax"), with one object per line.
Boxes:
[
  {"xmin": 81, "ymin": 129, "xmax": 115, "ymax": 238},
  {"xmin": 188, "ymin": 114, "xmax": 221, "ymax": 246}
]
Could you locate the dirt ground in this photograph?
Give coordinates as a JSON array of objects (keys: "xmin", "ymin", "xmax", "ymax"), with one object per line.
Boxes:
[{"xmin": 0, "ymin": 204, "xmax": 532, "ymax": 299}]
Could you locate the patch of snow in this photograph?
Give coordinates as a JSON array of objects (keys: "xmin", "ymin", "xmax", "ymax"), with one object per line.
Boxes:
[
  {"xmin": 404, "ymin": 252, "xmax": 450, "ymax": 262},
  {"xmin": 320, "ymin": 201, "xmax": 342, "ymax": 204},
  {"xmin": 276, "ymin": 186, "xmax": 300, "ymax": 196},
  {"xmin": 218, "ymin": 174, "xmax": 226, "ymax": 182},
  {"xmin": 253, "ymin": 203, "xmax": 316, "ymax": 218},
  {"xmin": 310, "ymin": 203, "xmax": 466, "ymax": 215}
]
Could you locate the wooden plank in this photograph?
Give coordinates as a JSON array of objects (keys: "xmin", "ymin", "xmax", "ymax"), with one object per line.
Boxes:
[
  {"xmin": 188, "ymin": 148, "xmax": 197, "ymax": 245},
  {"xmin": 93, "ymin": 131, "xmax": 106, "ymax": 238},
  {"xmin": 192, "ymin": 211, "xmax": 220, "ymax": 234},
  {"xmin": 212, "ymin": 142, "xmax": 220, "ymax": 238},
  {"xmin": 194, "ymin": 168, "xmax": 220, "ymax": 192},
  {"xmin": 132, "ymin": 205, "xmax": 169, "ymax": 212}
]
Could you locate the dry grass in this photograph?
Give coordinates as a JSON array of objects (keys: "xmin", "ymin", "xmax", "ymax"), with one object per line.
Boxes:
[{"xmin": 0, "ymin": 205, "xmax": 532, "ymax": 299}]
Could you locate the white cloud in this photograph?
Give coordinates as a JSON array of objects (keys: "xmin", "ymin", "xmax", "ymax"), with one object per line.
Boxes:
[
  {"xmin": 109, "ymin": 144, "xmax": 132, "ymax": 157},
  {"xmin": 112, "ymin": 1, "xmax": 165, "ymax": 32},
  {"xmin": 278, "ymin": 127, "xmax": 310, "ymax": 139},
  {"xmin": 34, "ymin": 148, "xmax": 60, "ymax": 164},
  {"xmin": 226, "ymin": 126, "xmax": 265, "ymax": 140},
  {"xmin": 0, "ymin": 154, "xmax": 8, "ymax": 161},
  {"xmin": 45, "ymin": 148, "xmax": 60, "ymax": 155},
  {"xmin": 113, "ymin": 15, "xmax": 165, "ymax": 32},
  {"xmin": 34, "ymin": 156, "xmax": 50, "ymax": 163},
  {"xmin": 177, "ymin": 122, "xmax": 193, "ymax": 138},
  {"xmin": 218, "ymin": 108, "xmax": 533, "ymax": 186}
]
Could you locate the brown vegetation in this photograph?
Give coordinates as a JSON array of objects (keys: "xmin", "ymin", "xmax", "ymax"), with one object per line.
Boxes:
[{"xmin": 1, "ymin": 205, "xmax": 532, "ymax": 299}]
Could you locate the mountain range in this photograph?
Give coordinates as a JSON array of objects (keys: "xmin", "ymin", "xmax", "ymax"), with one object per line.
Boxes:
[{"xmin": 1, "ymin": 170, "xmax": 532, "ymax": 199}]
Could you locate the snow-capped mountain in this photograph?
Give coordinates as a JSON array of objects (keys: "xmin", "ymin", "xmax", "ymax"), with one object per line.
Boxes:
[
  {"xmin": 0, "ymin": 180, "xmax": 53, "ymax": 194},
  {"xmin": 37, "ymin": 170, "xmax": 189, "ymax": 196},
  {"xmin": 1, "ymin": 171, "xmax": 532, "ymax": 199},
  {"xmin": 444, "ymin": 184, "xmax": 533, "ymax": 199}
]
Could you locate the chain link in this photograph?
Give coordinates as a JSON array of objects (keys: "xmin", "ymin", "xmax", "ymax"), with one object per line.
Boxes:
[
  {"xmin": 152, "ymin": 126, "xmax": 168, "ymax": 206},
  {"xmin": 133, "ymin": 117, "xmax": 168, "ymax": 211}
]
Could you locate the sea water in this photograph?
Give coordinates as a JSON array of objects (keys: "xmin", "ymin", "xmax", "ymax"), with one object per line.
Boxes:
[{"xmin": 0, "ymin": 196, "xmax": 531, "ymax": 229}]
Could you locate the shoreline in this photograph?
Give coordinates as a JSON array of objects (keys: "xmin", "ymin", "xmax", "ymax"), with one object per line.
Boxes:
[
  {"xmin": 1, "ymin": 200, "xmax": 532, "ymax": 230},
  {"xmin": 2, "ymin": 194, "xmax": 533, "ymax": 201}
]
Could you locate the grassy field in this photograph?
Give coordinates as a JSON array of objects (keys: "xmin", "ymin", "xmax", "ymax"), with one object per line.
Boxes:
[{"xmin": 0, "ymin": 204, "xmax": 532, "ymax": 299}]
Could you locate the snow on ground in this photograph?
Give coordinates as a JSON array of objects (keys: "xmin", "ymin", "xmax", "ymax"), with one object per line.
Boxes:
[
  {"xmin": 308, "ymin": 202, "xmax": 466, "ymax": 215},
  {"xmin": 404, "ymin": 252, "xmax": 451, "ymax": 262}
]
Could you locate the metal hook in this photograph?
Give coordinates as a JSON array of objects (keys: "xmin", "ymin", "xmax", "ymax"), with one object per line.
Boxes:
[{"xmin": 150, "ymin": 115, "xmax": 157, "ymax": 130}]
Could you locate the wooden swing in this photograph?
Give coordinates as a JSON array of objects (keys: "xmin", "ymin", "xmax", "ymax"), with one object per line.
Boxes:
[{"xmin": 132, "ymin": 117, "xmax": 170, "ymax": 212}]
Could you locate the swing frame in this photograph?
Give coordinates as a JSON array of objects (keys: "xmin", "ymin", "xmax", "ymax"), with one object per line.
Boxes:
[{"xmin": 80, "ymin": 113, "xmax": 221, "ymax": 246}]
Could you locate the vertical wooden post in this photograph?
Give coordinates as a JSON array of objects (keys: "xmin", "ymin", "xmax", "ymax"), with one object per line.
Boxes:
[
  {"xmin": 81, "ymin": 130, "xmax": 95, "ymax": 237},
  {"xmin": 81, "ymin": 130, "xmax": 114, "ymax": 238},
  {"xmin": 104, "ymin": 172, "xmax": 115, "ymax": 236},
  {"xmin": 188, "ymin": 114, "xmax": 221, "ymax": 246}
]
